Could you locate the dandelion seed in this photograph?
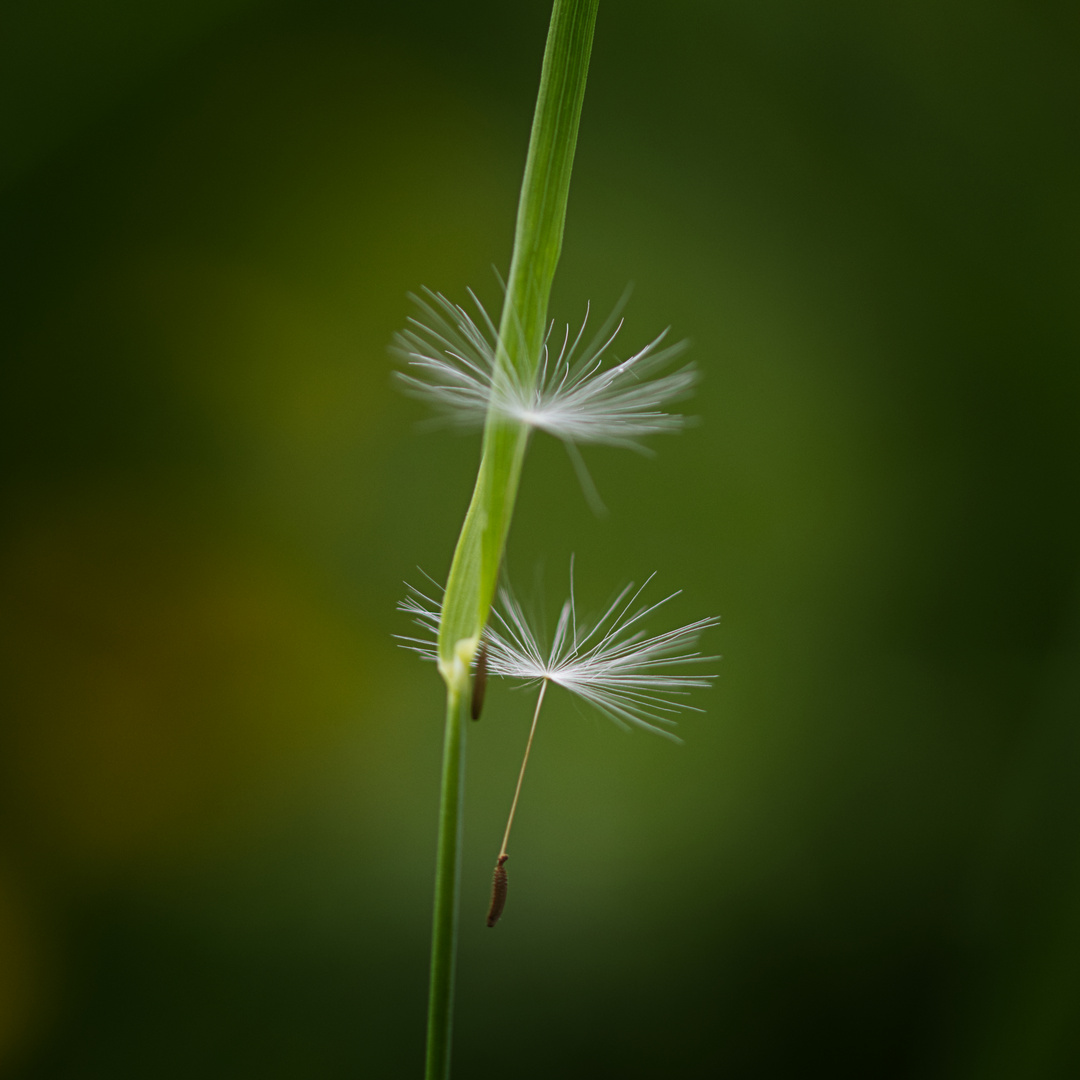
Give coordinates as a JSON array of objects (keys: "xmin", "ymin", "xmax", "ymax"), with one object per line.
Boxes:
[
  {"xmin": 486, "ymin": 854, "xmax": 509, "ymax": 928},
  {"xmin": 486, "ymin": 679, "xmax": 548, "ymax": 928},
  {"xmin": 391, "ymin": 288, "xmax": 696, "ymax": 453},
  {"xmin": 399, "ymin": 566, "xmax": 718, "ymax": 926},
  {"xmin": 397, "ymin": 566, "xmax": 719, "ymax": 742}
]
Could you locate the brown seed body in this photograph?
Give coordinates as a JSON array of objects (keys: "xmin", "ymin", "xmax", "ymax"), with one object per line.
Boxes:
[
  {"xmin": 471, "ymin": 642, "xmax": 489, "ymax": 721},
  {"xmin": 486, "ymin": 854, "xmax": 509, "ymax": 928}
]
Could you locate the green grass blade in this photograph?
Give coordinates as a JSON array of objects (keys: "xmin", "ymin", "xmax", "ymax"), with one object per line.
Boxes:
[
  {"xmin": 436, "ymin": 0, "xmax": 599, "ymax": 684},
  {"xmin": 424, "ymin": 5, "xmax": 598, "ymax": 1079}
]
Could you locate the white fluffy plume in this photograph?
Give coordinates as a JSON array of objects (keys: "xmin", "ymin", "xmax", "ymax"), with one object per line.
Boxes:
[
  {"xmin": 398, "ymin": 567, "xmax": 719, "ymax": 742},
  {"xmin": 392, "ymin": 288, "xmax": 696, "ymax": 451}
]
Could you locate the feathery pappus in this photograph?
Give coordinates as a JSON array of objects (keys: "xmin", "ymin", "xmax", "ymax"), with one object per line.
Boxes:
[{"xmin": 398, "ymin": 566, "xmax": 719, "ymax": 741}]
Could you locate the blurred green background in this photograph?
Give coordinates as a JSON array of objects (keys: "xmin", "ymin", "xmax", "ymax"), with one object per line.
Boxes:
[{"xmin": 2, "ymin": 1, "xmax": 1078, "ymax": 1076}]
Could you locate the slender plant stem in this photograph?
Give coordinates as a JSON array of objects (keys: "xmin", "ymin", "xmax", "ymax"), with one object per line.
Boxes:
[
  {"xmin": 424, "ymin": 3, "xmax": 598, "ymax": 1078},
  {"xmin": 425, "ymin": 685, "xmax": 467, "ymax": 1080},
  {"xmin": 499, "ymin": 680, "xmax": 548, "ymax": 857}
]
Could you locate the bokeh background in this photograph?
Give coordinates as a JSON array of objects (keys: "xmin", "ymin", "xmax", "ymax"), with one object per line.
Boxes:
[{"xmin": 2, "ymin": 1, "xmax": 1078, "ymax": 1076}]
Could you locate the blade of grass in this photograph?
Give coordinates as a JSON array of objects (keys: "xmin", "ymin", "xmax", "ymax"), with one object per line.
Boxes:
[
  {"xmin": 424, "ymin": 3, "xmax": 599, "ymax": 1078},
  {"xmin": 436, "ymin": 0, "xmax": 599, "ymax": 683}
]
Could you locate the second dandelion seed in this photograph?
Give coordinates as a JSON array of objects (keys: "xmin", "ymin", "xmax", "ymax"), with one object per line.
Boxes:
[
  {"xmin": 482, "ymin": 573, "xmax": 718, "ymax": 925},
  {"xmin": 398, "ymin": 567, "xmax": 719, "ymax": 926}
]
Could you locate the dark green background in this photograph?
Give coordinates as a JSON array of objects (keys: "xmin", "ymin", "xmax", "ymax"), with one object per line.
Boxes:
[{"xmin": 2, "ymin": 1, "xmax": 1077, "ymax": 1076}]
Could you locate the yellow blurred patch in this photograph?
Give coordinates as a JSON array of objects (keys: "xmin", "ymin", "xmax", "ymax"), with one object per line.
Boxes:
[
  {"xmin": 0, "ymin": 492, "xmax": 376, "ymax": 872},
  {"xmin": 0, "ymin": 865, "xmax": 51, "ymax": 1070}
]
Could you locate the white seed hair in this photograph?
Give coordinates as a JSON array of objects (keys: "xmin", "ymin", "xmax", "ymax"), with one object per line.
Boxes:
[
  {"xmin": 391, "ymin": 288, "xmax": 696, "ymax": 452},
  {"xmin": 397, "ymin": 568, "xmax": 719, "ymax": 742}
]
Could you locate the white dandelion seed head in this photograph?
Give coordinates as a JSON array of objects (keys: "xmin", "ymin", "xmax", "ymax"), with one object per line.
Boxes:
[
  {"xmin": 391, "ymin": 287, "xmax": 696, "ymax": 452},
  {"xmin": 396, "ymin": 567, "xmax": 720, "ymax": 743}
]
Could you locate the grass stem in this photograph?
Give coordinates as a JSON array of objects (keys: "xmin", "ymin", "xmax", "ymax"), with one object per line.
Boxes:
[
  {"xmin": 424, "ymin": 685, "xmax": 467, "ymax": 1080},
  {"xmin": 424, "ymin": 3, "xmax": 598, "ymax": 1076}
]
